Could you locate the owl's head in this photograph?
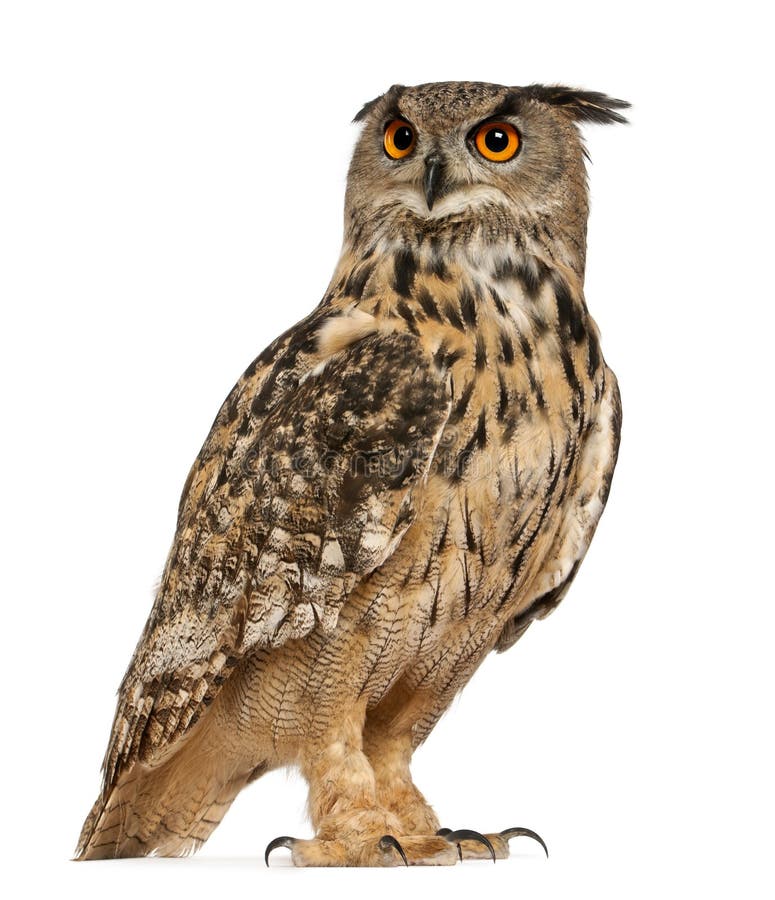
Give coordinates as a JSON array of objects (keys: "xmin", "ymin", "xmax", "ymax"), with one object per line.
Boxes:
[{"xmin": 345, "ymin": 81, "xmax": 628, "ymax": 261}]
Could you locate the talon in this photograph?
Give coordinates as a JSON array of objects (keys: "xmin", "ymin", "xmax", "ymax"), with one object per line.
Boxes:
[
  {"xmin": 264, "ymin": 835, "xmax": 297, "ymax": 866},
  {"xmin": 444, "ymin": 828, "xmax": 496, "ymax": 863},
  {"xmin": 436, "ymin": 827, "xmax": 453, "ymax": 837},
  {"xmin": 378, "ymin": 834, "xmax": 408, "ymax": 866},
  {"xmin": 500, "ymin": 826, "xmax": 549, "ymax": 858}
]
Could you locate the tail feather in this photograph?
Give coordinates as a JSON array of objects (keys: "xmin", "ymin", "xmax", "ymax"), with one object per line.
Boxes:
[
  {"xmin": 75, "ymin": 726, "xmax": 261, "ymax": 860},
  {"xmin": 76, "ymin": 776, "xmax": 244, "ymax": 859}
]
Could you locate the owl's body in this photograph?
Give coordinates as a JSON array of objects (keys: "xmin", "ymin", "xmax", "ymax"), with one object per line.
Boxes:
[{"xmin": 77, "ymin": 82, "xmax": 626, "ymax": 866}]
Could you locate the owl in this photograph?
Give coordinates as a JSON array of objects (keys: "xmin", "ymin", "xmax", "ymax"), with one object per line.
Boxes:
[{"xmin": 76, "ymin": 81, "xmax": 627, "ymax": 866}]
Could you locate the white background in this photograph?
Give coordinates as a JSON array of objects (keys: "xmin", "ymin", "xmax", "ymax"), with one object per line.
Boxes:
[{"xmin": 1, "ymin": 1, "xmax": 772, "ymax": 897}]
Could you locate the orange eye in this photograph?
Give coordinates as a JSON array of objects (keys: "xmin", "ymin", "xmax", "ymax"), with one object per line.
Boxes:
[
  {"xmin": 384, "ymin": 119, "xmax": 416, "ymax": 159},
  {"xmin": 474, "ymin": 121, "xmax": 520, "ymax": 162}
]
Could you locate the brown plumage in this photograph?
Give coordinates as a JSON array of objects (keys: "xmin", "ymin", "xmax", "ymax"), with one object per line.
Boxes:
[{"xmin": 76, "ymin": 81, "xmax": 627, "ymax": 866}]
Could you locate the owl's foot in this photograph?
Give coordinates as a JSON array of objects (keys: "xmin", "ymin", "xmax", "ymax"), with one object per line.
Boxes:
[
  {"xmin": 436, "ymin": 826, "xmax": 548, "ymax": 861},
  {"xmin": 264, "ymin": 826, "xmax": 545, "ymax": 867},
  {"xmin": 265, "ymin": 832, "xmax": 460, "ymax": 867}
]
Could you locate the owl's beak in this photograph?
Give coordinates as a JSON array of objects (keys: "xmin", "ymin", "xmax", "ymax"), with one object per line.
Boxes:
[{"xmin": 423, "ymin": 155, "xmax": 444, "ymax": 211}]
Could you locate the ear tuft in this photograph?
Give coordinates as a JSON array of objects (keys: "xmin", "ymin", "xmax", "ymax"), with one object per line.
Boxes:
[
  {"xmin": 352, "ymin": 84, "xmax": 406, "ymax": 124},
  {"xmin": 522, "ymin": 85, "xmax": 630, "ymax": 125},
  {"xmin": 352, "ymin": 96, "xmax": 381, "ymax": 124}
]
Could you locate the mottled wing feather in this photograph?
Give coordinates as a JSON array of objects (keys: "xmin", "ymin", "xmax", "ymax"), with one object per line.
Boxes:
[{"xmin": 102, "ymin": 328, "xmax": 450, "ymax": 791}]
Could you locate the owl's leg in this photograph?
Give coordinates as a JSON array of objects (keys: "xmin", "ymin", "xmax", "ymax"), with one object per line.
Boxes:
[
  {"xmin": 360, "ymin": 696, "xmax": 497, "ymax": 861},
  {"xmin": 361, "ymin": 685, "xmax": 548, "ymax": 863},
  {"xmin": 362, "ymin": 723, "xmax": 440, "ymax": 835},
  {"xmin": 265, "ymin": 701, "xmax": 459, "ymax": 866}
]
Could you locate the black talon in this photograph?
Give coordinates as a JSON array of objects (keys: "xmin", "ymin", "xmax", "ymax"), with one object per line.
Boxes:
[
  {"xmin": 379, "ymin": 834, "xmax": 409, "ymax": 866},
  {"xmin": 500, "ymin": 826, "xmax": 549, "ymax": 858},
  {"xmin": 264, "ymin": 835, "xmax": 296, "ymax": 867},
  {"xmin": 443, "ymin": 829, "xmax": 496, "ymax": 863},
  {"xmin": 436, "ymin": 828, "xmax": 453, "ymax": 837}
]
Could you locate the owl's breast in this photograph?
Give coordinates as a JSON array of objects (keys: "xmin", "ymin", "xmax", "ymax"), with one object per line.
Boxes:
[{"xmin": 319, "ymin": 244, "xmax": 611, "ymax": 706}]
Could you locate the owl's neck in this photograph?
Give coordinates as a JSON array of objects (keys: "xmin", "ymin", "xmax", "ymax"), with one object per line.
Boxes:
[
  {"xmin": 325, "ymin": 213, "xmax": 586, "ymax": 322},
  {"xmin": 340, "ymin": 203, "xmax": 586, "ymax": 284}
]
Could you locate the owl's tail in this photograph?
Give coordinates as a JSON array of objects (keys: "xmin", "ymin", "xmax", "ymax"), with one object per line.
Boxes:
[{"xmin": 74, "ymin": 722, "xmax": 267, "ymax": 859}]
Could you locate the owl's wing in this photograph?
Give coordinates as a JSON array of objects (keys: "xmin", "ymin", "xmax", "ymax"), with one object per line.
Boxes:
[{"xmin": 101, "ymin": 324, "xmax": 451, "ymax": 790}]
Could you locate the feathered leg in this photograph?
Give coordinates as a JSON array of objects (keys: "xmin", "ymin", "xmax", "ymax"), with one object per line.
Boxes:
[
  {"xmin": 361, "ymin": 683, "xmax": 547, "ymax": 862},
  {"xmin": 265, "ymin": 700, "xmax": 458, "ymax": 866}
]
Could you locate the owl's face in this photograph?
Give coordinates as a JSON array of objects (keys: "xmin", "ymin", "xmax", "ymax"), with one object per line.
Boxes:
[{"xmin": 345, "ymin": 81, "xmax": 627, "ymax": 250}]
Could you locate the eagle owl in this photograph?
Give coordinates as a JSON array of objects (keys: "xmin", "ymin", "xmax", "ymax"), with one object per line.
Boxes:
[{"xmin": 76, "ymin": 81, "xmax": 627, "ymax": 866}]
